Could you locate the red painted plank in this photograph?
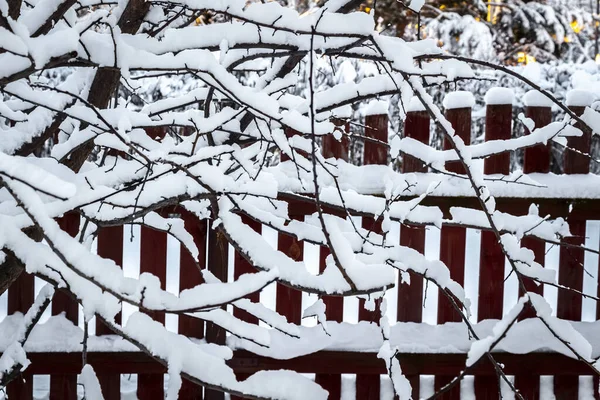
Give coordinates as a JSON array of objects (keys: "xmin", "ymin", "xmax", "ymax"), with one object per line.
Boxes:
[
  {"xmin": 319, "ymin": 246, "xmax": 343, "ymax": 323},
  {"xmin": 436, "ymin": 226, "xmax": 466, "ymax": 324},
  {"xmin": 515, "ymin": 103, "xmax": 552, "ymax": 398},
  {"xmin": 179, "ymin": 210, "xmax": 207, "ymax": 400},
  {"xmin": 477, "ymin": 228, "xmax": 505, "ymax": 321},
  {"xmin": 51, "ymin": 213, "xmax": 80, "ymax": 400},
  {"xmin": 555, "ymin": 105, "xmax": 590, "ymax": 399},
  {"xmin": 230, "ymin": 216, "xmax": 261, "ymax": 400},
  {"xmin": 520, "ymin": 105, "xmax": 551, "ymax": 307},
  {"xmin": 435, "ymin": 104, "xmax": 471, "ymax": 399},
  {"xmin": 96, "ymin": 225, "xmax": 124, "ymax": 399},
  {"xmin": 401, "ymin": 110, "xmax": 429, "ymax": 172},
  {"xmin": 233, "ymin": 216, "xmax": 261, "ymax": 325},
  {"xmin": 275, "ymin": 230, "xmax": 303, "ymax": 325},
  {"xmin": 6, "ymin": 272, "xmax": 34, "ymax": 399},
  {"xmin": 322, "ymin": 119, "xmax": 349, "ymax": 162},
  {"xmin": 6, "ymin": 373, "xmax": 33, "ymax": 400},
  {"xmin": 523, "ymin": 105, "xmax": 552, "ymax": 174},
  {"xmin": 138, "ymin": 224, "xmax": 168, "ymax": 400},
  {"xmin": 316, "ymin": 122, "xmax": 348, "ymax": 399},
  {"xmin": 356, "ymin": 113, "xmax": 388, "ymax": 400},
  {"xmin": 275, "ymin": 127, "xmax": 303, "ymax": 326},
  {"xmin": 483, "ymin": 103, "xmax": 512, "ymax": 176},
  {"xmin": 478, "ymin": 101, "xmax": 512, "ymax": 322},
  {"xmin": 398, "ymin": 109, "xmax": 428, "ymax": 325},
  {"xmin": 397, "ymin": 224, "xmax": 424, "ymax": 324},
  {"xmin": 97, "ymin": 226, "xmax": 124, "ymax": 331},
  {"xmin": 206, "ymin": 226, "xmax": 229, "ymax": 400},
  {"xmin": 476, "ymin": 100, "xmax": 513, "ymax": 398},
  {"xmin": 444, "ymin": 106, "xmax": 472, "ymax": 175},
  {"xmin": 514, "ymin": 375, "xmax": 540, "ymax": 399},
  {"xmin": 437, "ymin": 105, "xmax": 470, "ymax": 324},
  {"xmin": 50, "ymin": 375, "xmax": 78, "ymax": 400},
  {"xmin": 315, "ymin": 374, "xmax": 341, "ymax": 400},
  {"xmin": 363, "ymin": 114, "xmax": 388, "ymax": 167}
]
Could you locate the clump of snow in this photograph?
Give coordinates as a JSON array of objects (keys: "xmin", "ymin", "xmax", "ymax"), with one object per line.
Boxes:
[
  {"xmin": 566, "ymin": 89, "xmax": 595, "ymax": 107},
  {"xmin": 80, "ymin": 365, "xmax": 105, "ymax": 400},
  {"xmin": 364, "ymin": 99, "xmax": 388, "ymax": 116},
  {"xmin": 442, "ymin": 91, "xmax": 475, "ymax": 110},
  {"xmin": 485, "ymin": 87, "xmax": 514, "ymax": 105},
  {"xmin": 523, "ymin": 90, "xmax": 553, "ymax": 108},
  {"xmin": 406, "ymin": 96, "xmax": 426, "ymax": 113}
]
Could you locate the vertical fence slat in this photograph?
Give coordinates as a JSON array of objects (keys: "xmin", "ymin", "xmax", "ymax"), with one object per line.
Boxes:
[
  {"xmin": 6, "ymin": 261, "xmax": 34, "ymax": 400},
  {"xmin": 313, "ymin": 120, "xmax": 349, "ymax": 400},
  {"xmin": 555, "ymin": 95, "xmax": 592, "ymax": 399},
  {"xmin": 230, "ymin": 215, "xmax": 261, "ymax": 400},
  {"xmin": 232, "ymin": 216, "xmax": 261, "ymax": 325},
  {"xmin": 49, "ymin": 213, "xmax": 80, "ymax": 400},
  {"xmin": 179, "ymin": 209, "xmax": 207, "ymax": 400},
  {"xmin": 275, "ymin": 232, "xmax": 303, "ymax": 325},
  {"xmin": 356, "ymin": 110, "xmax": 388, "ymax": 400},
  {"xmin": 435, "ymin": 94, "xmax": 472, "ymax": 399},
  {"xmin": 96, "ymin": 225, "xmax": 123, "ymax": 399},
  {"xmin": 476, "ymin": 89, "xmax": 514, "ymax": 399},
  {"xmin": 514, "ymin": 93, "xmax": 552, "ymax": 398},
  {"xmin": 138, "ymin": 222, "xmax": 167, "ymax": 399},
  {"xmin": 204, "ymin": 226, "xmax": 229, "ymax": 400},
  {"xmin": 276, "ymin": 127, "xmax": 304, "ymax": 327},
  {"xmin": 398, "ymin": 107, "xmax": 427, "ymax": 323},
  {"xmin": 313, "ymin": 244, "xmax": 343, "ymax": 400},
  {"xmin": 135, "ymin": 128, "xmax": 169, "ymax": 400},
  {"xmin": 399, "ymin": 104, "xmax": 430, "ymax": 399}
]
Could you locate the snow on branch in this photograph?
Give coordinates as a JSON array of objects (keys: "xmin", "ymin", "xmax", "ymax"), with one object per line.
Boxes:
[{"xmin": 0, "ymin": 0, "xmax": 599, "ymax": 397}]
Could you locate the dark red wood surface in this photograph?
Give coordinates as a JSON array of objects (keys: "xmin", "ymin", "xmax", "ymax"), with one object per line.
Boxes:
[
  {"xmin": 13, "ymin": 351, "xmax": 594, "ymax": 376},
  {"xmin": 356, "ymin": 113, "xmax": 389, "ymax": 400},
  {"xmin": 138, "ymin": 223, "xmax": 168, "ymax": 399},
  {"xmin": 555, "ymin": 105, "xmax": 591, "ymax": 399},
  {"xmin": 96, "ymin": 225, "xmax": 124, "ymax": 399},
  {"xmin": 513, "ymin": 104, "xmax": 553, "ymax": 397},
  {"xmin": 179, "ymin": 209, "xmax": 207, "ymax": 400},
  {"xmin": 313, "ymin": 120, "xmax": 349, "ymax": 400},
  {"xmin": 230, "ymin": 216, "xmax": 261, "ymax": 400},
  {"xmin": 49, "ymin": 213, "xmax": 80, "ymax": 400},
  {"xmin": 6, "ymin": 271, "xmax": 34, "ymax": 399},
  {"xmin": 434, "ymin": 105, "xmax": 472, "ymax": 399},
  {"xmin": 475, "ymin": 101, "xmax": 513, "ymax": 399}
]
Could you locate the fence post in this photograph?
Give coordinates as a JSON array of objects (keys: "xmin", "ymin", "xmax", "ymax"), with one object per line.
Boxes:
[
  {"xmin": 179, "ymin": 208, "xmax": 208, "ymax": 400},
  {"xmin": 476, "ymin": 87, "xmax": 514, "ymax": 399},
  {"xmin": 137, "ymin": 128, "xmax": 168, "ymax": 400},
  {"xmin": 48, "ymin": 213, "xmax": 80, "ymax": 400},
  {"xmin": 275, "ymin": 127, "xmax": 304, "ymax": 327},
  {"xmin": 6, "ymin": 250, "xmax": 35, "ymax": 399},
  {"xmin": 435, "ymin": 92, "xmax": 473, "ymax": 399},
  {"xmin": 96, "ymin": 222, "xmax": 124, "ymax": 398},
  {"xmin": 313, "ymin": 119, "xmax": 349, "ymax": 400},
  {"xmin": 204, "ymin": 222, "xmax": 229, "ymax": 400},
  {"xmin": 357, "ymin": 101, "xmax": 388, "ymax": 400},
  {"xmin": 555, "ymin": 90, "xmax": 593, "ymax": 400},
  {"xmin": 398, "ymin": 97, "xmax": 431, "ymax": 399},
  {"xmin": 511, "ymin": 90, "xmax": 553, "ymax": 398},
  {"xmin": 230, "ymin": 215, "xmax": 261, "ymax": 400}
]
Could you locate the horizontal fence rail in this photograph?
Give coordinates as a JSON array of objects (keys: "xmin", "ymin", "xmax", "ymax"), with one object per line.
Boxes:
[{"xmin": 1, "ymin": 88, "xmax": 600, "ymax": 400}]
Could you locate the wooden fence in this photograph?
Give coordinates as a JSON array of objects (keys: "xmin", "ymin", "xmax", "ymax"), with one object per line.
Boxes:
[{"xmin": 2, "ymin": 88, "xmax": 600, "ymax": 400}]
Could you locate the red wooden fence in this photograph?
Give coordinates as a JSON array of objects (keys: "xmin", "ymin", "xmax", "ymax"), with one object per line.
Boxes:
[{"xmin": 2, "ymin": 89, "xmax": 600, "ymax": 399}]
